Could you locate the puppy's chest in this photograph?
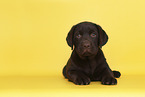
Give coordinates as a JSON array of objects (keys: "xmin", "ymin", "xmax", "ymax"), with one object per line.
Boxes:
[{"xmin": 82, "ymin": 60, "xmax": 97, "ymax": 75}]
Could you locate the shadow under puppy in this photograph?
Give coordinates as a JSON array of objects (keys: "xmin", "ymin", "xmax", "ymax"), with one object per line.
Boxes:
[{"xmin": 63, "ymin": 21, "xmax": 121, "ymax": 85}]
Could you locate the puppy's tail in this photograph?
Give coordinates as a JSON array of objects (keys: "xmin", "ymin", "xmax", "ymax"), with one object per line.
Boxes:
[{"xmin": 113, "ymin": 71, "xmax": 121, "ymax": 78}]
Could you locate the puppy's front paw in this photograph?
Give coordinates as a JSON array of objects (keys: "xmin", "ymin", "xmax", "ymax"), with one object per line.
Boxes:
[
  {"xmin": 101, "ymin": 77, "xmax": 117, "ymax": 85},
  {"xmin": 74, "ymin": 76, "xmax": 91, "ymax": 85}
]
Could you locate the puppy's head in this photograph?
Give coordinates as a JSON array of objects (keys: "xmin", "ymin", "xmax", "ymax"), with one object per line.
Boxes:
[{"xmin": 66, "ymin": 22, "xmax": 108, "ymax": 57}]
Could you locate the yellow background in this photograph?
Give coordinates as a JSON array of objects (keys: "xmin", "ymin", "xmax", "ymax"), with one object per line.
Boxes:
[
  {"xmin": 0, "ymin": 0, "xmax": 145, "ymax": 76},
  {"xmin": 0, "ymin": 0, "xmax": 145, "ymax": 97}
]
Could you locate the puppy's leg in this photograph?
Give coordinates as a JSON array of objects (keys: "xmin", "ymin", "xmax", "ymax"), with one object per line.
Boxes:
[
  {"xmin": 62, "ymin": 65, "xmax": 67, "ymax": 78},
  {"xmin": 67, "ymin": 71, "xmax": 91, "ymax": 85},
  {"xmin": 101, "ymin": 68, "xmax": 117, "ymax": 85}
]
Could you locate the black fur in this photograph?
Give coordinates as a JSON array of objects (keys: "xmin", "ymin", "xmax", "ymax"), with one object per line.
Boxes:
[{"xmin": 63, "ymin": 21, "xmax": 121, "ymax": 85}]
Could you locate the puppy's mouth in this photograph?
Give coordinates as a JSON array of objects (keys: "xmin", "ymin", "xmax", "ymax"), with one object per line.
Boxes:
[{"xmin": 82, "ymin": 49, "xmax": 92, "ymax": 56}]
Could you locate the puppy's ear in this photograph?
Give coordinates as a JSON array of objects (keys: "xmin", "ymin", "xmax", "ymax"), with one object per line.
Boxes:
[
  {"xmin": 95, "ymin": 24, "xmax": 108, "ymax": 48},
  {"xmin": 66, "ymin": 25, "xmax": 76, "ymax": 50}
]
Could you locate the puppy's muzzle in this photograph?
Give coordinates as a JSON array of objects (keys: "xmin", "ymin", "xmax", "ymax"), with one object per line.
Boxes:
[{"xmin": 81, "ymin": 40, "xmax": 91, "ymax": 49}]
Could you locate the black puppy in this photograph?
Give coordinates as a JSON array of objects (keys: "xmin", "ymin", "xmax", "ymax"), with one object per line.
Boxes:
[{"xmin": 63, "ymin": 21, "xmax": 121, "ymax": 85}]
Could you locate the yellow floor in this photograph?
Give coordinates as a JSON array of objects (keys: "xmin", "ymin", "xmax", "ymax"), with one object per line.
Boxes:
[{"xmin": 0, "ymin": 74, "xmax": 145, "ymax": 97}]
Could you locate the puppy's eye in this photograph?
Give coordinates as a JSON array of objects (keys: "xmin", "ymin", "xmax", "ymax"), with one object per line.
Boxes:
[
  {"xmin": 76, "ymin": 34, "xmax": 82, "ymax": 38},
  {"xmin": 90, "ymin": 33, "xmax": 96, "ymax": 37}
]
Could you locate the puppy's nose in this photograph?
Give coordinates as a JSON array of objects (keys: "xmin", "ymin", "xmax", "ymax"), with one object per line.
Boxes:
[
  {"xmin": 83, "ymin": 43, "xmax": 90, "ymax": 48},
  {"xmin": 82, "ymin": 40, "xmax": 91, "ymax": 48}
]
